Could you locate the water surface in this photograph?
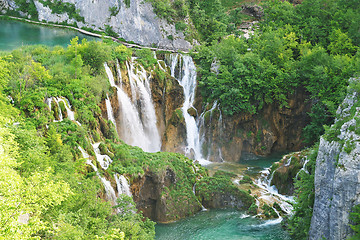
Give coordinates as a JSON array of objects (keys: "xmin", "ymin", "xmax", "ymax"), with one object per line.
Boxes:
[
  {"xmin": 156, "ymin": 209, "xmax": 290, "ymax": 240},
  {"xmin": 0, "ymin": 19, "xmax": 98, "ymax": 50}
]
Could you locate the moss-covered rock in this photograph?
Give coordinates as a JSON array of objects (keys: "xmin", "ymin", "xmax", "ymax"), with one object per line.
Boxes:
[
  {"xmin": 196, "ymin": 170, "xmax": 255, "ymax": 210},
  {"xmin": 270, "ymin": 151, "xmax": 308, "ymax": 195}
]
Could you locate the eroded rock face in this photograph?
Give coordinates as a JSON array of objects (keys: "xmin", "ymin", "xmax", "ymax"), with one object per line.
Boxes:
[
  {"xmin": 192, "ymin": 89, "xmax": 311, "ymax": 162},
  {"xmin": 309, "ymin": 85, "xmax": 360, "ymax": 240},
  {"xmin": 4, "ymin": 0, "xmax": 192, "ymax": 50},
  {"xmin": 131, "ymin": 168, "xmax": 201, "ymax": 223}
]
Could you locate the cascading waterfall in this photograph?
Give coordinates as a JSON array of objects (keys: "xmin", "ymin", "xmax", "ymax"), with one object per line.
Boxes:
[
  {"xmin": 104, "ymin": 62, "xmax": 161, "ymax": 152},
  {"xmin": 78, "ymin": 146, "xmax": 118, "ymax": 207},
  {"xmin": 92, "ymin": 143, "xmax": 113, "ymax": 170},
  {"xmin": 168, "ymin": 54, "xmax": 211, "ymax": 165},
  {"xmin": 46, "ymin": 97, "xmax": 79, "ymax": 124},
  {"xmin": 105, "ymin": 94, "xmax": 117, "ymax": 129},
  {"xmin": 114, "ymin": 174, "xmax": 132, "ymax": 197},
  {"xmin": 198, "ymin": 101, "xmax": 220, "ymax": 161},
  {"xmin": 255, "ymin": 168, "xmax": 294, "ymax": 214}
]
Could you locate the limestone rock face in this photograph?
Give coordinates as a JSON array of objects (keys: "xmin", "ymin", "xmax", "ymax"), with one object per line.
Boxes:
[
  {"xmin": 4, "ymin": 0, "xmax": 192, "ymax": 50},
  {"xmin": 309, "ymin": 86, "xmax": 360, "ymax": 240}
]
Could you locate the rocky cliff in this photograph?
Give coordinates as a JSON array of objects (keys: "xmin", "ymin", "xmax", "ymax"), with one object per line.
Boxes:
[
  {"xmin": 164, "ymin": 88, "xmax": 311, "ymax": 162},
  {"xmin": 0, "ymin": 0, "xmax": 191, "ymax": 50},
  {"xmin": 309, "ymin": 79, "xmax": 360, "ymax": 240}
]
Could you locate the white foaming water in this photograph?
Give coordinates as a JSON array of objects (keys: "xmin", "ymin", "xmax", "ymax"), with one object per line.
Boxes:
[
  {"xmin": 255, "ymin": 168, "xmax": 294, "ymax": 215},
  {"xmin": 57, "ymin": 97, "xmax": 75, "ymax": 121},
  {"xmin": 92, "ymin": 142, "xmax": 113, "ymax": 170},
  {"xmin": 104, "ymin": 62, "xmax": 161, "ymax": 152},
  {"xmin": 193, "ymin": 183, "xmax": 207, "ymax": 211},
  {"xmin": 169, "ymin": 54, "xmax": 211, "ymax": 166},
  {"xmin": 46, "ymin": 97, "xmax": 77, "ymax": 122},
  {"xmin": 114, "ymin": 174, "xmax": 132, "ymax": 197},
  {"xmin": 78, "ymin": 146, "xmax": 118, "ymax": 207},
  {"xmin": 198, "ymin": 101, "xmax": 218, "ymax": 161},
  {"xmin": 295, "ymin": 157, "xmax": 310, "ymax": 179},
  {"xmin": 105, "ymin": 94, "xmax": 117, "ymax": 129},
  {"xmin": 116, "ymin": 59, "xmax": 123, "ymax": 88}
]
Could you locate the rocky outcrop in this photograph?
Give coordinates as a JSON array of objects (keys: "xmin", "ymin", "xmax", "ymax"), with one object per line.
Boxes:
[
  {"xmin": 191, "ymin": 89, "xmax": 311, "ymax": 162},
  {"xmin": 241, "ymin": 4, "xmax": 264, "ymax": 19},
  {"xmin": 309, "ymin": 80, "xmax": 360, "ymax": 240},
  {"xmin": 131, "ymin": 168, "xmax": 201, "ymax": 223},
  {"xmin": 196, "ymin": 171, "xmax": 255, "ymax": 210},
  {"xmin": 2, "ymin": 0, "xmax": 192, "ymax": 50},
  {"xmin": 270, "ymin": 151, "xmax": 307, "ymax": 195}
]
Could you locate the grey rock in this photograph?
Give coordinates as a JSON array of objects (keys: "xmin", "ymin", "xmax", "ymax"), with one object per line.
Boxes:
[
  {"xmin": 309, "ymin": 78, "xmax": 360, "ymax": 240},
  {"xmin": 3, "ymin": 0, "xmax": 192, "ymax": 51}
]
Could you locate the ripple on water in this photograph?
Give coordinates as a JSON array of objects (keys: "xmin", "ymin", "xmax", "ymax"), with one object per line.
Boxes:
[{"xmin": 155, "ymin": 209, "xmax": 290, "ymax": 240}]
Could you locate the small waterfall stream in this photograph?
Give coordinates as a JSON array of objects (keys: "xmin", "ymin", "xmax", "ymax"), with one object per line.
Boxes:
[
  {"xmin": 168, "ymin": 54, "xmax": 211, "ymax": 165},
  {"xmin": 255, "ymin": 168, "xmax": 294, "ymax": 214},
  {"xmin": 78, "ymin": 146, "xmax": 118, "ymax": 207}
]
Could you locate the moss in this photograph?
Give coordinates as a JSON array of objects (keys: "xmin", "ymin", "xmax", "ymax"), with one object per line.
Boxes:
[
  {"xmin": 51, "ymin": 101, "xmax": 60, "ymax": 120},
  {"xmin": 196, "ymin": 171, "xmax": 254, "ymax": 209},
  {"xmin": 248, "ymin": 203, "xmax": 257, "ymax": 215},
  {"xmin": 239, "ymin": 175, "xmax": 252, "ymax": 184},
  {"xmin": 262, "ymin": 203, "xmax": 278, "ymax": 219},
  {"xmin": 58, "ymin": 101, "xmax": 66, "ymax": 117},
  {"xmin": 344, "ymin": 139, "xmax": 355, "ymax": 154},
  {"xmin": 170, "ymin": 108, "xmax": 185, "ymax": 126}
]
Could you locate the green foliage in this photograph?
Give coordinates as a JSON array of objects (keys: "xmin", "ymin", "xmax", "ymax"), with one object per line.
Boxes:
[
  {"xmin": 38, "ymin": 0, "xmax": 84, "ymax": 22},
  {"xmin": 247, "ymin": 203, "xmax": 257, "ymax": 215},
  {"xmin": 109, "ymin": 6, "xmax": 120, "ymax": 17},
  {"xmin": 14, "ymin": 0, "xmax": 38, "ymax": 20},
  {"xmin": 261, "ymin": 203, "xmax": 278, "ymax": 219},
  {"xmin": 287, "ymin": 145, "xmax": 318, "ymax": 239},
  {"xmin": 105, "ymin": 25, "xmax": 118, "ymax": 38},
  {"xmin": 135, "ymin": 49, "xmax": 157, "ymax": 69},
  {"xmin": 303, "ymin": 102, "xmax": 332, "ymax": 144},
  {"xmin": 196, "ymin": 170, "xmax": 254, "ymax": 209},
  {"xmin": 0, "ymin": 40, "xmax": 157, "ymax": 239},
  {"xmin": 124, "ymin": 0, "xmax": 130, "ymax": 8},
  {"xmin": 239, "ymin": 175, "xmax": 252, "ymax": 184},
  {"xmin": 349, "ymin": 205, "xmax": 360, "ymax": 240},
  {"xmin": 113, "ymin": 45, "xmax": 133, "ymax": 63}
]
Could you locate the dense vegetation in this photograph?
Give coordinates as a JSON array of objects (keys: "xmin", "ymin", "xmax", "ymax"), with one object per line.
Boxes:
[
  {"xmin": 0, "ymin": 39, "xmax": 161, "ymax": 239},
  {"xmin": 286, "ymin": 146, "xmax": 317, "ymax": 239},
  {"xmin": 191, "ymin": 0, "xmax": 360, "ymax": 145}
]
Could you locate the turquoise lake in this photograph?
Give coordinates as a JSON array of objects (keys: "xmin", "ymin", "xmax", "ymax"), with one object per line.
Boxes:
[
  {"xmin": 0, "ymin": 19, "xmax": 98, "ymax": 51},
  {"xmin": 156, "ymin": 209, "xmax": 290, "ymax": 240}
]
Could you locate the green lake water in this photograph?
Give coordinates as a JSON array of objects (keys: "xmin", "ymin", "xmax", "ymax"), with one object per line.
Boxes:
[
  {"xmin": 0, "ymin": 19, "xmax": 98, "ymax": 51},
  {"xmin": 156, "ymin": 209, "xmax": 290, "ymax": 240},
  {"xmin": 156, "ymin": 154, "xmax": 291, "ymax": 240}
]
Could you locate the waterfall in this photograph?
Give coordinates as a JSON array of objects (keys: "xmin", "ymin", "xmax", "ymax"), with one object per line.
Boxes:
[
  {"xmin": 78, "ymin": 146, "xmax": 118, "ymax": 207},
  {"xmin": 255, "ymin": 168, "xmax": 294, "ymax": 214},
  {"xmin": 295, "ymin": 157, "xmax": 310, "ymax": 179},
  {"xmin": 46, "ymin": 97, "xmax": 79, "ymax": 124},
  {"xmin": 198, "ymin": 101, "xmax": 219, "ymax": 161},
  {"xmin": 56, "ymin": 97, "xmax": 75, "ymax": 121},
  {"xmin": 92, "ymin": 142, "xmax": 113, "ymax": 170},
  {"xmin": 105, "ymin": 94, "xmax": 117, "ymax": 129},
  {"xmin": 104, "ymin": 62, "xmax": 161, "ymax": 153},
  {"xmin": 114, "ymin": 174, "xmax": 132, "ymax": 197},
  {"xmin": 168, "ymin": 54, "xmax": 211, "ymax": 165}
]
